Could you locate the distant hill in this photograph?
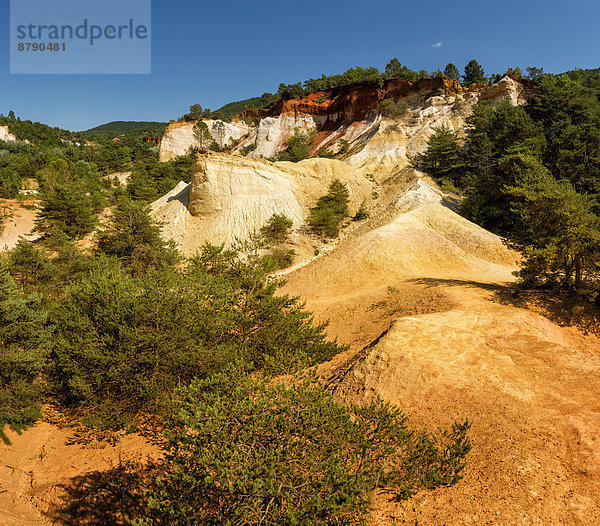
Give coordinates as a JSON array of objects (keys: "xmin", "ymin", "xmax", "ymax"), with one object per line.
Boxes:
[
  {"xmin": 82, "ymin": 121, "xmax": 167, "ymax": 137},
  {"xmin": 215, "ymin": 97, "xmax": 264, "ymax": 121}
]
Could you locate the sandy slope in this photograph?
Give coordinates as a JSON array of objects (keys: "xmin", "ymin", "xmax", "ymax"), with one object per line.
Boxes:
[
  {"xmin": 0, "ymin": 200, "xmax": 38, "ymax": 252},
  {"xmin": 282, "ymin": 180, "xmax": 600, "ymax": 524}
]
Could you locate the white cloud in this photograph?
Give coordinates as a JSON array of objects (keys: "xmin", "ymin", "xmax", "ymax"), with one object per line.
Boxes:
[{"xmin": 432, "ymin": 42, "xmax": 443, "ymax": 48}]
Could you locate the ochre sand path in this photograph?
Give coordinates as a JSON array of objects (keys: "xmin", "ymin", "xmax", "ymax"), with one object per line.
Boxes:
[{"xmin": 0, "ymin": 200, "xmax": 38, "ymax": 252}]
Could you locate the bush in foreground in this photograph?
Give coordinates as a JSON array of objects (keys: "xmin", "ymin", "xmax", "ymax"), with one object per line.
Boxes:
[
  {"xmin": 50, "ymin": 245, "xmax": 343, "ymax": 428},
  {"xmin": 140, "ymin": 369, "xmax": 471, "ymax": 525}
]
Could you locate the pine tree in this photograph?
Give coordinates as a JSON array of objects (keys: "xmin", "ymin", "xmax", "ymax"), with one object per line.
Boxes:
[
  {"xmin": 504, "ymin": 160, "xmax": 600, "ymax": 291},
  {"xmin": 307, "ymin": 179, "xmax": 350, "ymax": 237},
  {"xmin": 35, "ymin": 183, "xmax": 98, "ymax": 239},
  {"xmin": 193, "ymin": 121, "xmax": 211, "ymax": 150},
  {"xmin": 0, "ymin": 262, "xmax": 49, "ymax": 443},
  {"xmin": 463, "ymin": 59, "xmax": 486, "ymax": 86},
  {"xmin": 419, "ymin": 125, "xmax": 463, "ymax": 182},
  {"xmin": 444, "ymin": 63, "xmax": 461, "ymax": 82},
  {"xmin": 97, "ymin": 197, "xmax": 179, "ymax": 275}
]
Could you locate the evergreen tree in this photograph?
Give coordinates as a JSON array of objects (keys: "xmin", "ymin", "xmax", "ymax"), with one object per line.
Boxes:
[
  {"xmin": 444, "ymin": 63, "xmax": 461, "ymax": 82},
  {"xmin": 0, "ymin": 262, "xmax": 49, "ymax": 443},
  {"xmin": 463, "ymin": 59, "xmax": 486, "ymax": 86},
  {"xmin": 505, "ymin": 160, "xmax": 600, "ymax": 290},
  {"xmin": 260, "ymin": 213, "xmax": 294, "ymax": 245},
  {"xmin": 97, "ymin": 197, "xmax": 179, "ymax": 275},
  {"xmin": 0, "ymin": 167, "xmax": 21, "ymax": 198},
  {"xmin": 193, "ymin": 121, "xmax": 211, "ymax": 150},
  {"xmin": 419, "ymin": 125, "xmax": 463, "ymax": 182},
  {"xmin": 460, "ymin": 99, "xmax": 546, "ymax": 232},
  {"xmin": 35, "ymin": 183, "xmax": 98, "ymax": 239},
  {"xmin": 307, "ymin": 179, "xmax": 350, "ymax": 237}
]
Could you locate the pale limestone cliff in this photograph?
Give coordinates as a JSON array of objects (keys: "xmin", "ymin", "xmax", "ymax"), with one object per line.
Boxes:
[
  {"xmin": 159, "ymin": 75, "xmax": 535, "ymax": 170},
  {"xmin": 0, "ymin": 125, "xmax": 17, "ymax": 143},
  {"xmin": 151, "ymin": 152, "xmax": 375, "ymax": 254},
  {"xmin": 159, "ymin": 120, "xmax": 251, "ymax": 161}
]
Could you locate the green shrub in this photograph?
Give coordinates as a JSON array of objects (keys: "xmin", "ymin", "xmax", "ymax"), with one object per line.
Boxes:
[
  {"xmin": 379, "ymin": 99, "xmax": 408, "ymax": 119},
  {"xmin": 307, "ymin": 179, "xmax": 350, "ymax": 238},
  {"xmin": 260, "ymin": 213, "xmax": 293, "ymax": 245},
  {"xmin": 97, "ymin": 197, "xmax": 178, "ymax": 275},
  {"xmin": 50, "ymin": 246, "xmax": 343, "ymax": 428},
  {"xmin": 35, "ymin": 183, "xmax": 98, "ymax": 239},
  {"xmin": 338, "ymin": 138, "xmax": 350, "ymax": 154},
  {"xmin": 279, "ymin": 129, "xmax": 314, "ymax": 162},
  {"xmin": 0, "ymin": 167, "xmax": 22, "ymax": 198},
  {"xmin": 0, "ymin": 263, "xmax": 49, "ymax": 443},
  {"xmin": 267, "ymin": 247, "xmax": 296, "ymax": 269},
  {"xmin": 317, "ymin": 147, "xmax": 333, "ymax": 158},
  {"xmin": 352, "ymin": 201, "xmax": 369, "ymax": 221},
  {"xmin": 141, "ymin": 369, "xmax": 471, "ymax": 526}
]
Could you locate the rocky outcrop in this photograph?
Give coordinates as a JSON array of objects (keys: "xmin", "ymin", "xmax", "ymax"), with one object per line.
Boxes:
[
  {"xmin": 158, "ymin": 75, "xmax": 537, "ymax": 175},
  {"xmin": 159, "ymin": 120, "xmax": 251, "ymax": 161},
  {"xmin": 0, "ymin": 125, "xmax": 17, "ymax": 143},
  {"xmin": 480, "ymin": 74, "xmax": 537, "ymax": 105},
  {"xmin": 151, "ymin": 152, "xmax": 375, "ymax": 253}
]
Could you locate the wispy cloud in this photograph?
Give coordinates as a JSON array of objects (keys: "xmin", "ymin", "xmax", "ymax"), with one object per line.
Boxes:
[{"xmin": 432, "ymin": 42, "xmax": 443, "ymax": 48}]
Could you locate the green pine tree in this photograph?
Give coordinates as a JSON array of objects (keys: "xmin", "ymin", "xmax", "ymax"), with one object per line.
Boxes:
[
  {"xmin": 463, "ymin": 59, "xmax": 486, "ymax": 85},
  {"xmin": 0, "ymin": 262, "xmax": 49, "ymax": 443}
]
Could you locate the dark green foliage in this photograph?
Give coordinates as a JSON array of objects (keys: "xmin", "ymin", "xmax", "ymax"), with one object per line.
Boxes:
[
  {"xmin": 418, "ymin": 125, "xmax": 463, "ymax": 182},
  {"xmin": 460, "ymin": 99, "xmax": 545, "ymax": 232},
  {"xmin": 82, "ymin": 121, "xmax": 166, "ymax": 137},
  {"xmin": 0, "ymin": 115, "xmax": 77, "ymax": 146},
  {"xmin": 127, "ymin": 154, "xmax": 194, "ymax": 203},
  {"xmin": 260, "ymin": 213, "xmax": 293, "ymax": 245},
  {"xmin": 50, "ymin": 245, "xmax": 343, "ymax": 428},
  {"xmin": 278, "ymin": 82, "xmax": 306, "ymax": 100},
  {"xmin": 505, "ymin": 160, "xmax": 600, "ymax": 291},
  {"xmin": 317, "ymin": 146, "xmax": 333, "ymax": 158},
  {"xmin": 36, "ymin": 183, "xmax": 99, "ymax": 239},
  {"xmin": 97, "ymin": 197, "xmax": 179, "ymax": 275},
  {"xmin": 526, "ymin": 71, "xmax": 600, "ymax": 195},
  {"xmin": 267, "ymin": 247, "xmax": 296, "ymax": 269},
  {"xmin": 444, "ymin": 63, "xmax": 461, "ymax": 82},
  {"xmin": 0, "ymin": 167, "xmax": 22, "ymax": 198},
  {"xmin": 279, "ymin": 129, "xmax": 313, "ymax": 162},
  {"xmin": 0, "ymin": 262, "xmax": 49, "ymax": 443},
  {"xmin": 141, "ymin": 369, "xmax": 471, "ymax": 525},
  {"xmin": 338, "ymin": 138, "xmax": 350, "ymax": 154},
  {"xmin": 353, "ymin": 201, "xmax": 369, "ymax": 222},
  {"xmin": 379, "ymin": 99, "xmax": 408, "ymax": 118},
  {"xmin": 193, "ymin": 121, "xmax": 212, "ymax": 150},
  {"xmin": 214, "ymin": 94, "xmax": 277, "ymax": 122},
  {"xmin": 307, "ymin": 179, "xmax": 350, "ymax": 238},
  {"xmin": 385, "ymin": 58, "xmax": 419, "ymax": 81},
  {"xmin": 506, "ymin": 67, "xmax": 524, "ymax": 79},
  {"xmin": 463, "ymin": 59, "xmax": 486, "ymax": 86},
  {"xmin": 9, "ymin": 236, "xmax": 93, "ymax": 297}
]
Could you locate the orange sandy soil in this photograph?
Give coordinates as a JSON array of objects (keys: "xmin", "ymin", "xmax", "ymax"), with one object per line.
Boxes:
[
  {"xmin": 282, "ymin": 270, "xmax": 600, "ymax": 525},
  {"xmin": 0, "ymin": 199, "xmax": 39, "ymax": 252}
]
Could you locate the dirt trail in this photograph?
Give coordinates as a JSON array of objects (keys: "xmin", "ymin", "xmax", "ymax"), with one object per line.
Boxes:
[{"xmin": 0, "ymin": 200, "xmax": 38, "ymax": 252}]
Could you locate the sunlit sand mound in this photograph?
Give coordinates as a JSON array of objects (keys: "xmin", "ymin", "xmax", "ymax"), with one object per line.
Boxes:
[
  {"xmin": 328, "ymin": 285, "xmax": 600, "ymax": 525},
  {"xmin": 284, "ymin": 178, "xmax": 518, "ymax": 299}
]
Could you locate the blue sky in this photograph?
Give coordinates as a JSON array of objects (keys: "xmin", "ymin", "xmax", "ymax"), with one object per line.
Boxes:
[{"xmin": 0, "ymin": 0, "xmax": 598, "ymax": 131}]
